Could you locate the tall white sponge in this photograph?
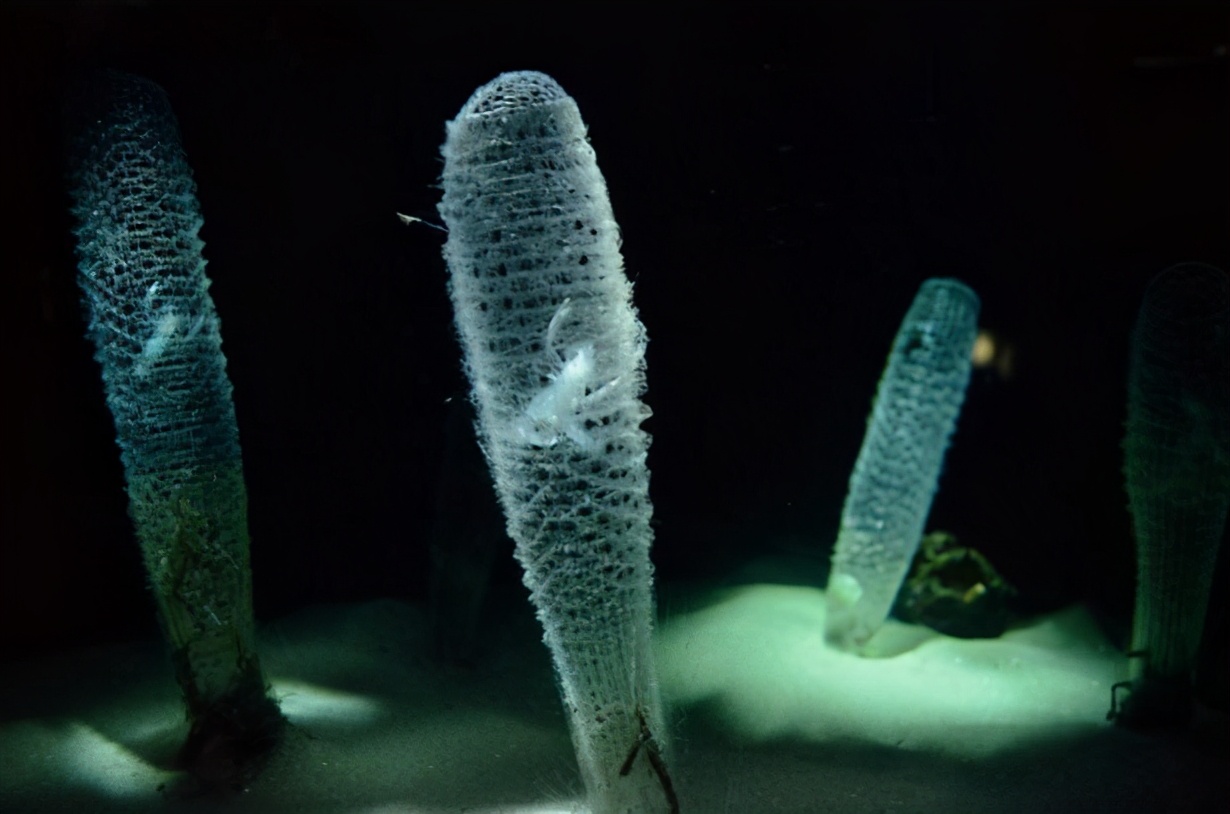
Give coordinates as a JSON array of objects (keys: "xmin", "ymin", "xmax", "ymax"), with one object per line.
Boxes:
[
  {"xmin": 439, "ymin": 72, "xmax": 676, "ymax": 813},
  {"xmin": 825, "ymin": 278, "xmax": 980, "ymax": 651}
]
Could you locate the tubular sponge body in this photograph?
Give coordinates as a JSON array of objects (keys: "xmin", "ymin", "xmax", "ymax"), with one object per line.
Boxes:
[
  {"xmin": 439, "ymin": 72, "xmax": 674, "ymax": 813},
  {"xmin": 825, "ymin": 278, "xmax": 980, "ymax": 651},
  {"xmin": 1120, "ymin": 262, "xmax": 1230, "ymax": 728},
  {"xmin": 70, "ymin": 73, "xmax": 277, "ymax": 742}
]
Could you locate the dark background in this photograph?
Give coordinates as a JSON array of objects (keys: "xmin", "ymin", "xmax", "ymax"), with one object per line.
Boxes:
[{"xmin": 2, "ymin": 2, "xmax": 1226, "ymax": 685}]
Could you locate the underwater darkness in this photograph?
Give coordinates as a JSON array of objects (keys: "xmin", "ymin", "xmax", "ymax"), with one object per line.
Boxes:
[{"xmin": 2, "ymin": 2, "xmax": 1227, "ymax": 708}]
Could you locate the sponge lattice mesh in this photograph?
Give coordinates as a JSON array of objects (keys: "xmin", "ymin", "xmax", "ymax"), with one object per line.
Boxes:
[
  {"xmin": 70, "ymin": 73, "xmax": 240, "ymax": 484},
  {"xmin": 1125, "ymin": 263, "xmax": 1230, "ymax": 680},
  {"xmin": 440, "ymin": 71, "xmax": 660, "ymax": 787},
  {"xmin": 826, "ymin": 278, "xmax": 980, "ymax": 648},
  {"xmin": 69, "ymin": 74, "xmax": 256, "ymax": 704}
]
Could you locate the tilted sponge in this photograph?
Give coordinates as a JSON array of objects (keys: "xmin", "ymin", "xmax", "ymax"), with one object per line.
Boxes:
[
  {"xmin": 825, "ymin": 278, "xmax": 980, "ymax": 651},
  {"xmin": 69, "ymin": 72, "xmax": 277, "ymax": 744},
  {"xmin": 440, "ymin": 71, "xmax": 675, "ymax": 814}
]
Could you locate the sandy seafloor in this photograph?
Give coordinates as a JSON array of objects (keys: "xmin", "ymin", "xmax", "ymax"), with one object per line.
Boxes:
[{"xmin": 2, "ymin": 557, "xmax": 1226, "ymax": 814}]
